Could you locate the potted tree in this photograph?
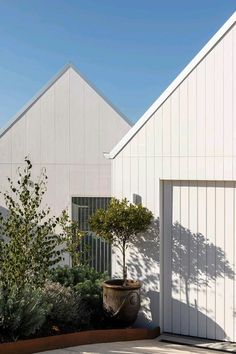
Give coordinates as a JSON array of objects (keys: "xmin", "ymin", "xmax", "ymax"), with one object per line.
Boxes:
[{"xmin": 89, "ymin": 198, "xmax": 153, "ymax": 326}]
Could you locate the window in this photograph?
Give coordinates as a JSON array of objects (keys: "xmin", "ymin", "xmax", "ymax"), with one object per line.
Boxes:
[{"xmin": 72, "ymin": 197, "xmax": 111, "ymax": 274}]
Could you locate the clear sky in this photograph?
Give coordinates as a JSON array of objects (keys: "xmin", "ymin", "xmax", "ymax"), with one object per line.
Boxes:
[{"xmin": 0, "ymin": 0, "xmax": 235, "ymax": 126}]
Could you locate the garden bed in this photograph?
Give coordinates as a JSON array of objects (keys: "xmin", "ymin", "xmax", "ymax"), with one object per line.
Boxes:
[{"xmin": 0, "ymin": 327, "xmax": 160, "ymax": 354}]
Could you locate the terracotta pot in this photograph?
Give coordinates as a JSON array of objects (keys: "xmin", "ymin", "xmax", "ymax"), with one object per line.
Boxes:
[{"xmin": 103, "ymin": 279, "xmax": 141, "ymax": 326}]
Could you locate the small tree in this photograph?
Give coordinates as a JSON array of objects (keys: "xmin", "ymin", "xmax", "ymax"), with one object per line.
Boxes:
[
  {"xmin": 0, "ymin": 158, "xmax": 66, "ymax": 289},
  {"xmin": 89, "ymin": 198, "xmax": 153, "ymax": 284},
  {"xmin": 59, "ymin": 209, "xmax": 85, "ymax": 267}
]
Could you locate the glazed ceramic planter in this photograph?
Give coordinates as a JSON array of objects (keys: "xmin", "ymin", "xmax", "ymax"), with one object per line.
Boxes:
[{"xmin": 103, "ymin": 279, "xmax": 142, "ymax": 326}]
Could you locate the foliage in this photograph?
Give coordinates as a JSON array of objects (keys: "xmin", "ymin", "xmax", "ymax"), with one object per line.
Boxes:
[
  {"xmin": 43, "ymin": 280, "xmax": 79, "ymax": 325},
  {"xmin": 74, "ymin": 278, "xmax": 103, "ymax": 299},
  {"xmin": 0, "ymin": 158, "xmax": 65, "ymax": 289},
  {"xmin": 50, "ymin": 264, "xmax": 106, "ymax": 288},
  {"xmin": 0, "ymin": 283, "xmax": 50, "ymax": 341},
  {"xmin": 89, "ymin": 198, "xmax": 153, "ymax": 282},
  {"xmin": 59, "ymin": 210, "xmax": 85, "ymax": 267},
  {"xmin": 0, "ymin": 158, "xmax": 108, "ymax": 339},
  {"xmin": 50, "ymin": 265, "xmax": 107, "ymax": 329}
]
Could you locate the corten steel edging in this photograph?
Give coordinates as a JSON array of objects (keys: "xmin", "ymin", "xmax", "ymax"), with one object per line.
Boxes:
[{"xmin": 0, "ymin": 327, "xmax": 160, "ymax": 354}]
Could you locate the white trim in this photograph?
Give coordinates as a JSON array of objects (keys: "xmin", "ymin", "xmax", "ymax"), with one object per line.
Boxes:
[
  {"xmin": 103, "ymin": 152, "xmax": 110, "ymax": 159},
  {"xmin": 0, "ymin": 63, "xmax": 132, "ymax": 138},
  {"xmin": 159, "ymin": 179, "xmax": 164, "ymax": 332},
  {"xmin": 108, "ymin": 11, "xmax": 236, "ymax": 159}
]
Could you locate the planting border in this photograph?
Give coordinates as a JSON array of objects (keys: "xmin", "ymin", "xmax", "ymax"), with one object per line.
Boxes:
[{"xmin": 0, "ymin": 327, "xmax": 160, "ymax": 354}]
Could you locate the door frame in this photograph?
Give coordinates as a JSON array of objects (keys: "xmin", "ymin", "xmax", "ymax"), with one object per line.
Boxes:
[{"xmin": 159, "ymin": 179, "xmax": 165, "ymax": 332}]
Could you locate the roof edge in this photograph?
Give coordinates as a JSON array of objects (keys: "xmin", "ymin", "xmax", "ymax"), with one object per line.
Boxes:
[
  {"xmin": 69, "ymin": 64, "xmax": 133, "ymax": 127},
  {"xmin": 0, "ymin": 63, "xmax": 132, "ymax": 138},
  {"xmin": 0, "ymin": 64, "xmax": 71, "ymax": 138},
  {"xmin": 108, "ymin": 11, "xmax": 236, "ymax": 159}
]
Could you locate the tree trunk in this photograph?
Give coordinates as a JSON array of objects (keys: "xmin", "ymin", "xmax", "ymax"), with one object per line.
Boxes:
[
  {"xmin": 185, "ymin": 278, "xmax": 189, "ymax": 307},
  {"xmin": 122, "ymin": 240, "xmax": 127, "ymax": 285}
]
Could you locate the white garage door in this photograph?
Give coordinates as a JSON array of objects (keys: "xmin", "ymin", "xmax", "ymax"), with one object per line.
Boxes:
[{"xmin": 163, "ymin": 181, "xmax": 235, "ymax": 341}]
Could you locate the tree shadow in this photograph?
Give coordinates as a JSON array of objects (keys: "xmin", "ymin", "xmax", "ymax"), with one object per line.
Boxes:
[
  {"xmin": 171, "ymin": 222, "xmax": 234, "ymax": 307},
  {"xmin": 114, "ymin": 215, "xmax": 234, "ymax": 340},
  {"xmin": 0, "ymin": 206, "xmax": 9, "ymax": 241},
  {"xmin": 115, "ymin": 218, "xmax": 160, "ymax": 327},
  {"xmin": 0, "ymin": 205, "xmax": 8, "ymax": 219}
]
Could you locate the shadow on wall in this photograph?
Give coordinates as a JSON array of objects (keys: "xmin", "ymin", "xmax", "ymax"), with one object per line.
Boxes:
[
  {"xmin": 147, "ymin": 291, "xmax": 227, "ymax": 340},
  {"xmin": 0, "ymin": 205, "xmax": 8, "ymax": 219},
  {"xmin": 171, "ymin": 221, "xmax": 234, "ymax": 307},
  {"xmin": 0, "ymin": 206, "xmax": 9, "ymax": 242},
  {"xmin": 115, "ymin": 218, "xmax": 160, "ymax": 327},
  {"xmin": 115, "ymin": 214, "xmax": 234, "ymax": 339}
]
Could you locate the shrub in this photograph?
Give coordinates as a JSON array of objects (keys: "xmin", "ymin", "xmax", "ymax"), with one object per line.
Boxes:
[
  {"xmin": 74, "ymin": 278, "xmax": 105, "ymax": 329},
  {"xmin": 50, "ymin": 265, "xmax": 107, "ymax": 329},
  {"xmin": 0, "ymin": 284, "xmax": 50, "ymax": 341},
  {"xmin": 74, "ymin": 279, "xmax": 103, "ymax": 299},
  {"xmin": 43, "ymin": 280, "xmax": 79, "ymax": 325},
  {"xmin": 59, "ymin": 210, "xmax": 85, "ymax": 267},
  {"xmin": 0, "ymin": 158, "xmax": 66, "ymax": 289},
  {"xmin": 50, "ymin": 264, "xmax": 106, "ymax": 288}
]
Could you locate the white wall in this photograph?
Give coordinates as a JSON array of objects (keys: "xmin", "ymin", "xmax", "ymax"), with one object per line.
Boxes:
[
  {"xmin": 112, "ymin": 22, "xmax": 236, "ymax": 328},
  {"xmin": 163, "ymin": 180, "xmax": 236, "ymax": 341},
  {"xmin": 0, "ymin": 66, "xmax": 130, "ymax": 223}
]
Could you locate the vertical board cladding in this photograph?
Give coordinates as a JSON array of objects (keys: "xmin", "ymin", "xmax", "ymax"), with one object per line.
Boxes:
[
  {"xmin": 0, "ymin": 66, "xmax": 131, "ymax": 222},
  {"xmin": 84, "ymin": 84, "xmax": 100, "ymax": 164},
  {"xmin": 111, "ymin": 21, "xmax": 236, "ymax": 329},
  {"xmin": 54, "ymin": 69, "xmax": 70, "ymax": 164},
  {"xmin": 41, "ymin": 86, "xmax": 55, "ymax": 164},
  {"xmin": 69, "ymin": 68, "xmax": 85, "ymax": 165},
  {"xmin": 26, "ymin": 100, "xmax": 41, "ymax": 163},
  {"xmin": 162, "ymin": 181, "xmax": 236, "ymax": 341},
  {"xmin": 118, "ymin": 22, "xmax": 236, "ymax": 175},
  {"xmin": 0, "ymin": 130, "xmax": 11, "ymax": 163},
  {"xmin": 11, "ymin": 115, "xmax": 26, "ymax": 163}
]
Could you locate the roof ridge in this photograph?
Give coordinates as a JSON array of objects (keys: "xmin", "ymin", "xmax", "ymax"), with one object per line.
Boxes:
[
  {"xmin": 69, "ymin": 64, "xmax": 132, "ymax": 126},
  {"xmin": 0, "ymin": 63, "xmax": 132, "ymax": 138},
  {"xmin": 108, "ymin": 11, "xmax": 236, "ymax": 159}
]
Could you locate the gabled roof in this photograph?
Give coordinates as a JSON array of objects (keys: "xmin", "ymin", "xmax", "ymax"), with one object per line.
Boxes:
[
  {"xmin": 107, "ymin": 11, "xmax": 236, "ymax": 159},
  {"xmin": 0, "ymin": 63, "xmax": 132, "ymax": 138}
]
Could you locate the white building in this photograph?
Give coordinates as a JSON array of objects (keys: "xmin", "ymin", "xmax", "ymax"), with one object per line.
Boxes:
[
  {"xmin": 108, "ymin": 12, "xmax": 236, "ymax": 341},
  {"xmin": 0, "ymin": 64, "xmax": 131, "ymax": 269}
]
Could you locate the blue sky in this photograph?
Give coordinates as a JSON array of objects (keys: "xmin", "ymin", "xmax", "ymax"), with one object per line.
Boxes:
[{"xmin": 0, "ymin": 1, "xmax": 235, "ymax": 126}]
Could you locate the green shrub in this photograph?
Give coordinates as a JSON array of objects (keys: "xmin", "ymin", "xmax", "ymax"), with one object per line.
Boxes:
[
  {"xmin": 74, "ymin": 279, "xmax": 103, "ymax": 298},
  {"xmin": 50, "ymin": 265, "xmax": 107, "ymax": 329},
  {"xmin": 50, "ymin": 265, "xmax": 107, "ymax": 288},
  {"xmin": 43, "ymin": 280, "xmax": 79, "ymax": 325},
  {"xmin": 0, "ymin": 158, "xmax": 66, "ymax": 289},
  {"xmin": 59, "ymin": 210, "xmax": 85, "ymax": 267},
  {"xmin": 0, "ymin": 284, "xmax": 50, "ymax": 341},
  {"xmin": 74, "ymin": 278, "xmax": 104, "ymax": 329}
]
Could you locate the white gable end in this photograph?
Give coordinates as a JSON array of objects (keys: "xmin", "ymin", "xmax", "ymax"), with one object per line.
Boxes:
[
  {"xmin": 113, "ymin": 15, "xmax": 236, "ymax": 195},
  {"xmin": 0, "ymin": 65, "xmax": 131, "ymax": 216},
  {"xmin": 111, "ymin": 14, "xmax": 236, "ymax": 336},
  {"xmin": 109, "ymin": 11, "xmax": 236, "ymax": 160}
]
